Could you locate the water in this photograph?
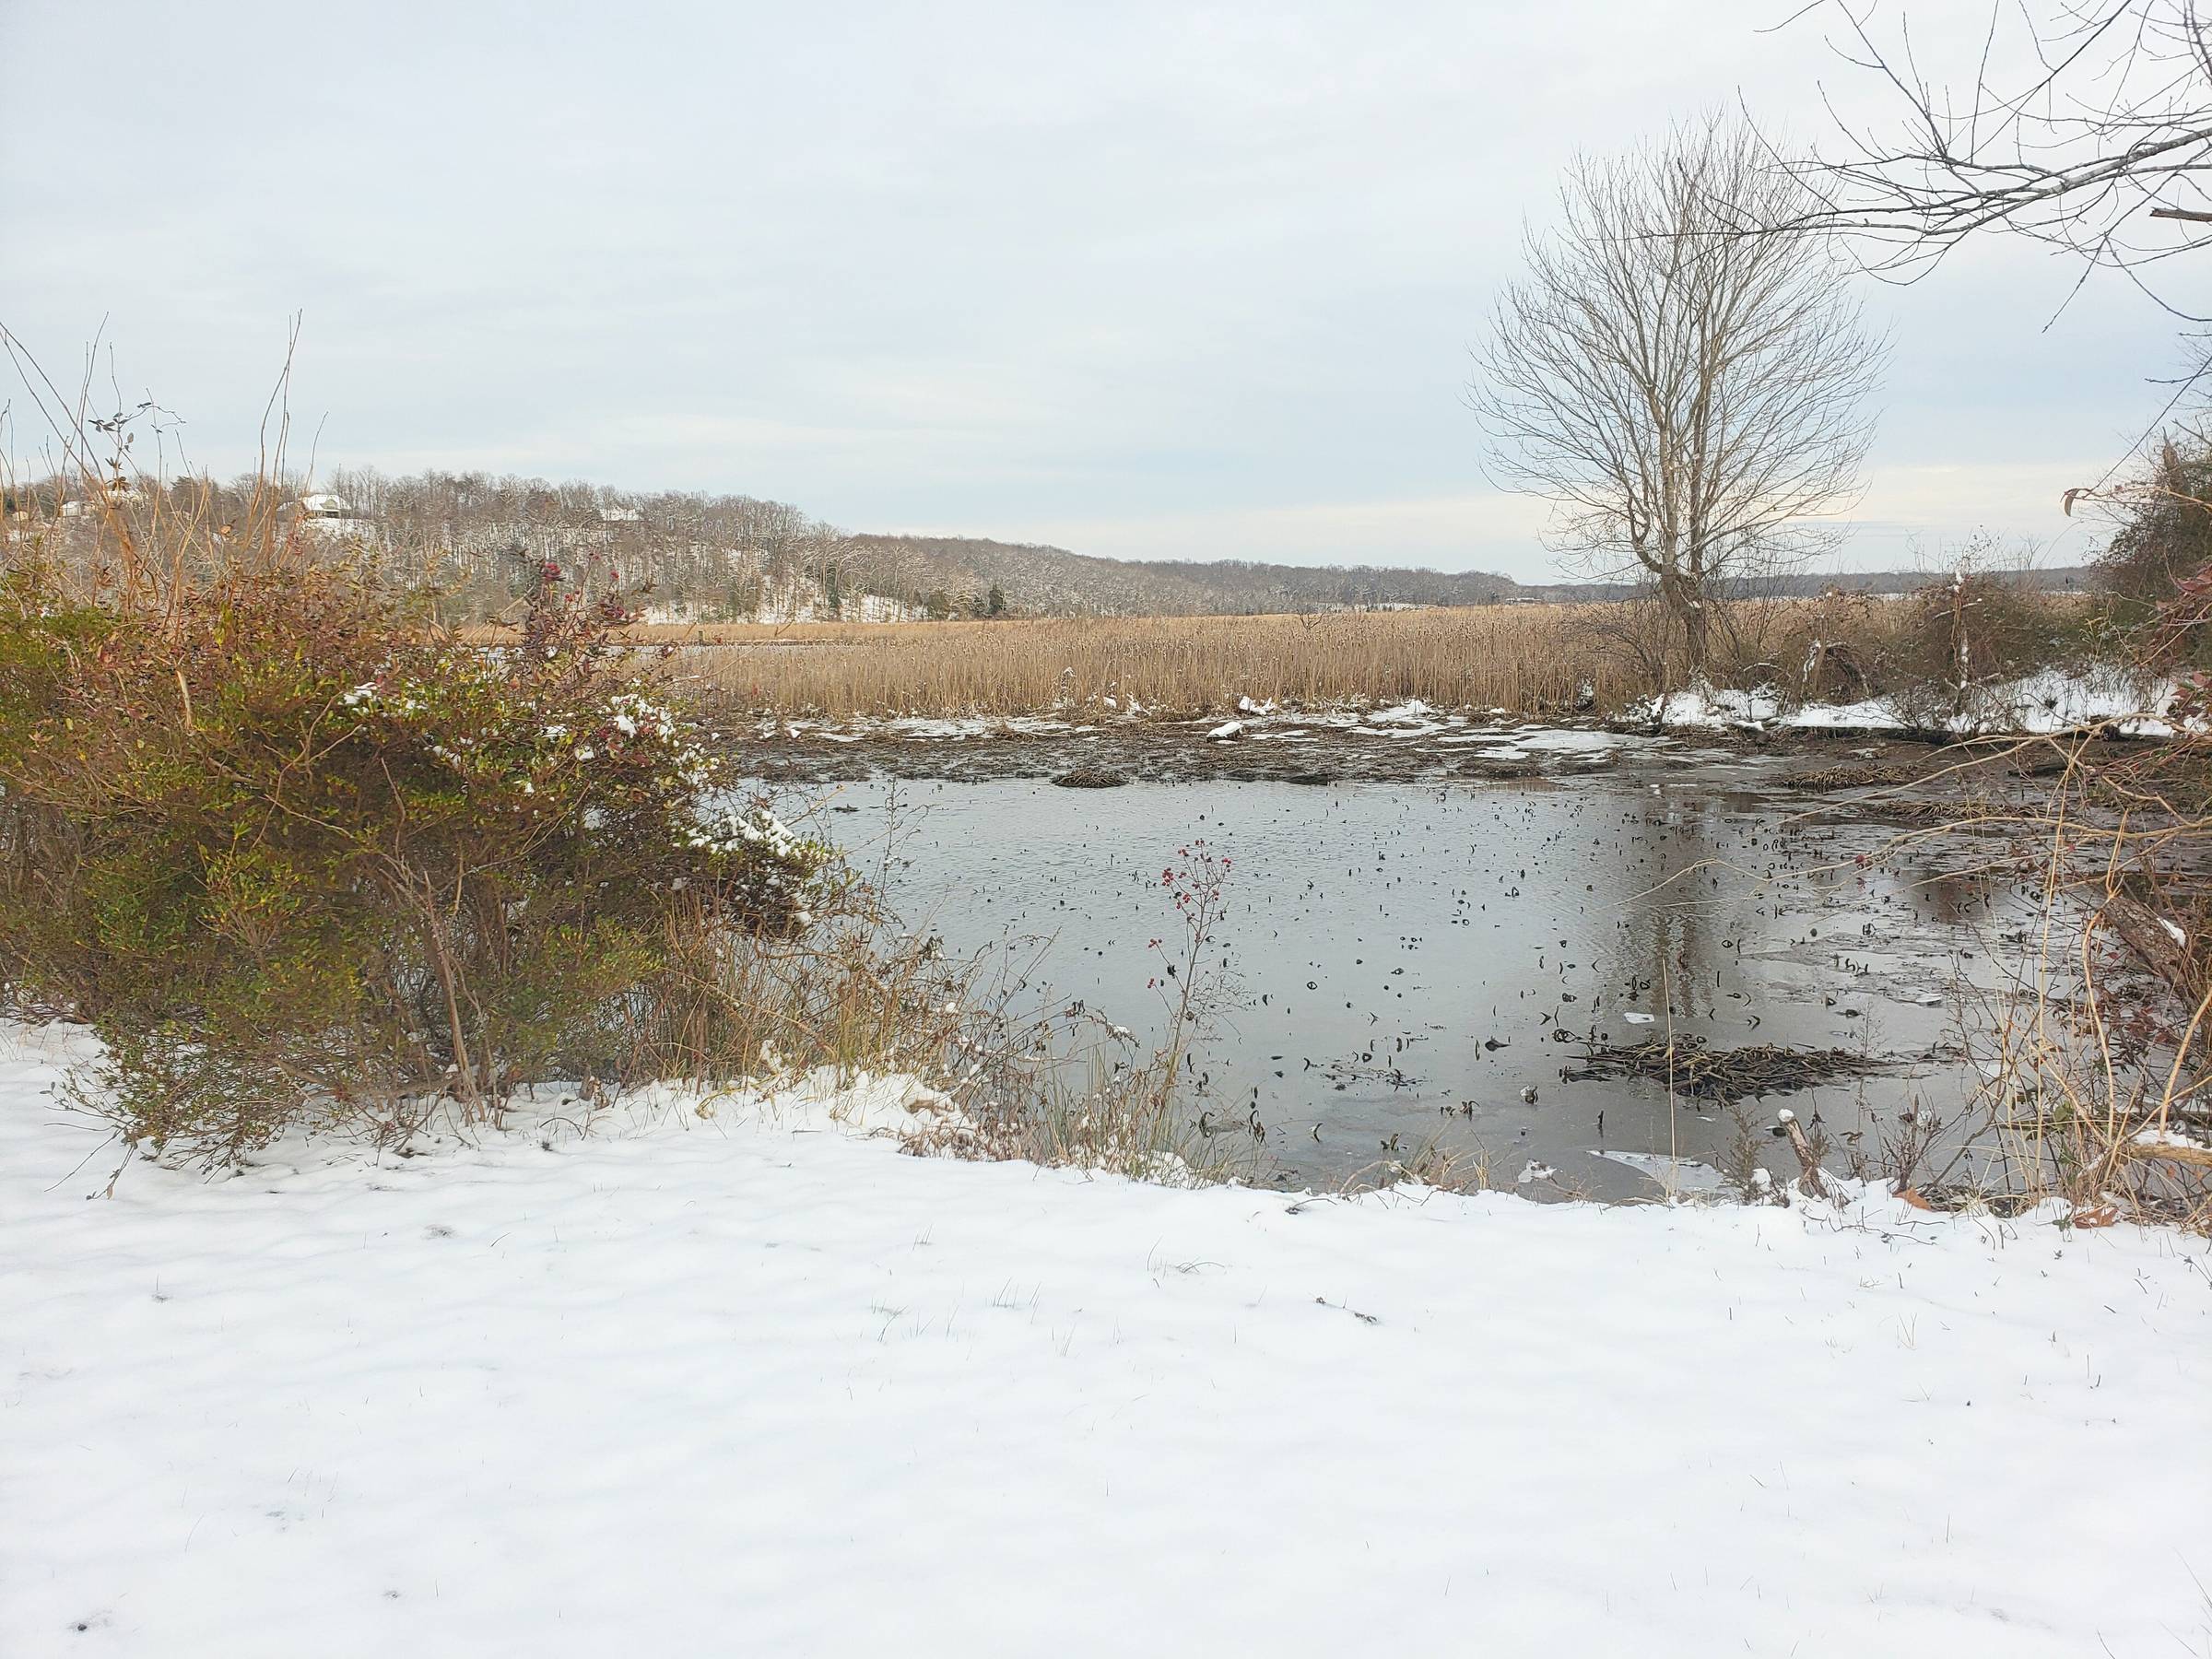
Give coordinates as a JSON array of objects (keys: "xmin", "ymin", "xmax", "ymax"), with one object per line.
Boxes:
[{"xmin": 772, "ymin": 771, "xmax": 2025, "ymax": 1200}]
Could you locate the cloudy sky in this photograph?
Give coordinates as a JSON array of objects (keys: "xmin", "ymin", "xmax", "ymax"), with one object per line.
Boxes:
[{"xmin": 0, "ymin": 0, "xmax": 2187, "ymax": 580}]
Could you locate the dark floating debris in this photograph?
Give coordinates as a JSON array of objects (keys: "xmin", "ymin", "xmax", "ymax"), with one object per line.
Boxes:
[{"xmin": 1563, "ymin": 1036, "xmax": 1881, "ymax": 1102}]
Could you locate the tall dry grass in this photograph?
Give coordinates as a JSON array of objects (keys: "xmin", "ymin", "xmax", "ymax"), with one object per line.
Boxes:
[
  {"xmin": 694, "ymin": 608, "xmax": 1628, "ymax": 716},
  {"xmin": 466, "ymin": 601, "xmax": 1951, "ymax": 719}
]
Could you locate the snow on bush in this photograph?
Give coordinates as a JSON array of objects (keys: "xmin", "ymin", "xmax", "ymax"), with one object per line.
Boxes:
[{"xmin": 0, "ymin": 552, "xmax": 831, "ymax": 1163}]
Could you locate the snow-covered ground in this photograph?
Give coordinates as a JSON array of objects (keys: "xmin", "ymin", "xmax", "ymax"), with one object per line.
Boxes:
[
  {"xmin": 4, "ymin": 1023, "xmax": 2209, "ymax": 1658},
  {"xmin": 1645, "ymin": 668, "xmax": 2180, "ymax": 736}
]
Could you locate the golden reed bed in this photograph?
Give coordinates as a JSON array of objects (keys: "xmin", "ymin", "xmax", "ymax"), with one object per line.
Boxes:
[{"xmin": 459, "ymin": 601, "xmax": 1922, "ymax": 719}]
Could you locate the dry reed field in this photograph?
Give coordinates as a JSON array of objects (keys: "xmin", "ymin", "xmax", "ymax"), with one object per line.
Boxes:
[
  {"xmin": 462, "ymin": 602, "xmax": 1936, "ymax": 719},
  {"xmin": 670, "ymin": 609, "xmax": 1595, "ymax": 716}
]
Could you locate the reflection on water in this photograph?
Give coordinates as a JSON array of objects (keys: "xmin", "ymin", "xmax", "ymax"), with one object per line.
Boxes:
[{"xmin": 775, "ymin": 776, "xmax": 2025, "ymax": 1201}]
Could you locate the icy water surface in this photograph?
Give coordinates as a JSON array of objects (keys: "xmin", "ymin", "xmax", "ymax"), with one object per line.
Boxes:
[{"xmin": 776, "ymin": 772, "xmax": 2026, "ymax": 1200}]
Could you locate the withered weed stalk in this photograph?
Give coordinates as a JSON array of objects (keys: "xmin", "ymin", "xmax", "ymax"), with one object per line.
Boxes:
[{"xmin": 909, "ymin": 837, "xmax": 1261, "ymax": 1184}]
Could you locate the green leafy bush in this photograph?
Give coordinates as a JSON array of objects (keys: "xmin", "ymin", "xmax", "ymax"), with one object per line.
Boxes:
[{"xmin": 0, "ymin": 549, "xmax": 830, "ymax": 1162}]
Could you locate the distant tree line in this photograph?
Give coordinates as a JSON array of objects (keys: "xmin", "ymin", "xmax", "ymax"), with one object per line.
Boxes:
[{"xmin": 8, "ymin": 466, "xmax": 1525, "ymax": 622}]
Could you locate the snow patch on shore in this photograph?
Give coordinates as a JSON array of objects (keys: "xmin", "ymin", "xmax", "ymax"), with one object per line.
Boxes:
[
  {"xmin": 3, "ymin": 1025, "xmax": 2208, "ymax": 1656},
  {"xmin": 1641, "ymin": 668, "xmax": 2179, "ymax": 736}
]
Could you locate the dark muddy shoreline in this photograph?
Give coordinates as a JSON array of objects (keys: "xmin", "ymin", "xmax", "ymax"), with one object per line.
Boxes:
[{"xmin": 725, "ymin": 713, "xmax": 2101, "ymax": 793}]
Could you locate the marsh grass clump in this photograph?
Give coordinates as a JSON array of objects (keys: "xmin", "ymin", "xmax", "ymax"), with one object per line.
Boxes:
[
  {"xmin": 921, "ymin": 1035, "xmax": 1265, "ymax": 1186},
  {"xmin": 1719, "ymin": 1106, "xmax": 1781, "ymax": 1204},
  {"xmin": 1362, "ymin": 1135, "xmax": 1499, "ymax": 1195},
  {"xmin": 0, "ymin": 524, "xmax": 837, "ymax": 1164}
]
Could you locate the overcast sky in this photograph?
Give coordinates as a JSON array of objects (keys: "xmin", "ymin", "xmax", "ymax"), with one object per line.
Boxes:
[{"xmin": 0, "ymin": 0, "xmax": 2187, "ymax": 580}]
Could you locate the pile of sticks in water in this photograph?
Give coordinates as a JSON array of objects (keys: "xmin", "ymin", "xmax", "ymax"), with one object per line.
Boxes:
[
  {"xmin": 1783, "ymin": 761, "xmax": 1922, "ymax": 791},
  {"xmin": 1051, "ymin": 765, "xmax": 1129, "ymax": 789},
  {"xmin": 1564, "ymin": 1035, "xmax": 1880, "ymax": 1102}
]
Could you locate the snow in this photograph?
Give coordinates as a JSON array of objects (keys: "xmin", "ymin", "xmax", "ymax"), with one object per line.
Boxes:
[
  {"xmin": 1644, "ymin": 685, "xmax": 1782, "ymax": 730},
  {"xmin": 4, "ymin": 1023, "xmax": 2210, "ymax": 1658},
  {"xmin": 1996, "ymin": 666, "xmax": 2176, "ymax": 736},
  {"xmin": 1641, "ymin": 669, "xmax": 2179, "ymax": 736},
  {"xmin": 1779, "ymin": 696, "xmax": 1908, "ymax": 732},
  {"xmin": 1358, "ymin": 700, "xmax": 1448, "ymax": 736}
]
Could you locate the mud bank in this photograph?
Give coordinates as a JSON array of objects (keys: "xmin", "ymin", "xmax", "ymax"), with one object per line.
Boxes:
[{"xmin": 724, "ymin": 711, "xmax": 2107, "ymax": 790}]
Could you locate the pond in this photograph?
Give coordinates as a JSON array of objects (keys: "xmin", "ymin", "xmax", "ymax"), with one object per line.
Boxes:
[{"xmin": 761, "ymin": 765, "xmax": 2030, "ymax": 1201}]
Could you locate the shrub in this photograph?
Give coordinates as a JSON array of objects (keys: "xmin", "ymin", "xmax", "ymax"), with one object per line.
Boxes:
[
  {"xmin": 1874, "ymin": 550, "xmax": 2103, "ymax": 725},
  {"xmin": 0, "ymin": 544, "xmax": 831, "ymax": 1163},
  {"xmin": 2096, "ymin": 436, "xmax": 2212, "ymax": 618}
]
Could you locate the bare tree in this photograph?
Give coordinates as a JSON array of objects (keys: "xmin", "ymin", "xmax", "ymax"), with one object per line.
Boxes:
[
  {"xmin": 1471, "ymin": 114, "xmax": 1885, "ymax": 674},
  {"xmin": 1771, "ymin": 1, "xmax": 2212, "ymax": 310}
]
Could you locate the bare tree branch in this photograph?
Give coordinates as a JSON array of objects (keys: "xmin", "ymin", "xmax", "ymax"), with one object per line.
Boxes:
[{"xmin": 1771, "ymin": 1, "xmax": 2212, "ymax": 316}]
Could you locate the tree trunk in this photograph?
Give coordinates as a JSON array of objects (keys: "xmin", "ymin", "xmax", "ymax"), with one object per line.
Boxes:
[
  {"xmin": 1681, "ymin": 596, "xmax": 1710, "ymax": 677},
  {"xmin": 1659, "ymin": 570, "xmax": 1711, "ymax": 677}
]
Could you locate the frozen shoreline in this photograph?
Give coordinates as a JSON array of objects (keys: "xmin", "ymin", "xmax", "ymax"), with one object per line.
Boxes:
[
  {"xmin": 715, "ymin": 682, "xmax": 2179, "ymax": 790},
  {"xmin": 733, "ymin": 675, "xmax": 2180, "ymax": 747},
  {"xmin": 4, "ymin": 1024, "xmax": 2207, "ymax": 1657}
]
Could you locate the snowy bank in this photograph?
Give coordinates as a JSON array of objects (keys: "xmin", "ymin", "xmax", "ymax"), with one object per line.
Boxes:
[
  {"xmin": 1641, "ymin": 667, "xmax": 2180, "ymax": 737},
  {"xmin": 2, "ymin": 1025, "xmax": 2208, "ymax": 1658}
]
